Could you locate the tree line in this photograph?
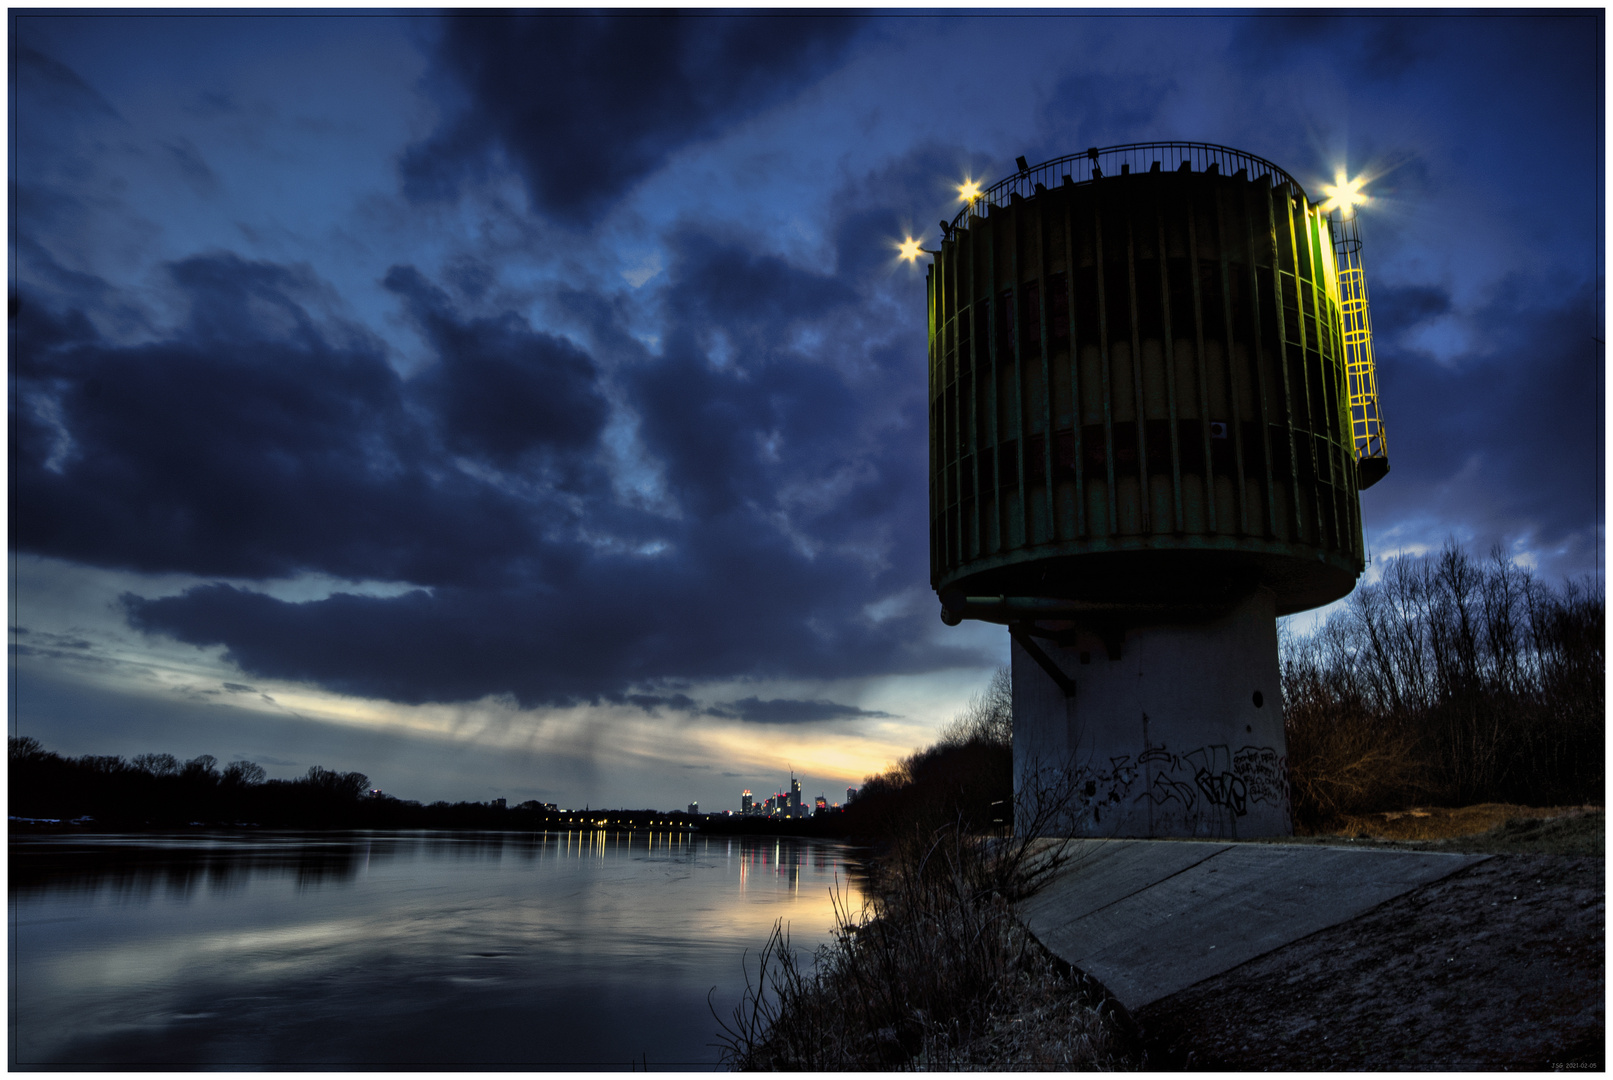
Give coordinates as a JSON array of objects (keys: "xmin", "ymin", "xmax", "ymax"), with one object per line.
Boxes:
[
  {"xmin": 9, "ymin": 740, "xmax": 387, "ymax": 827},
  {"xmin": 1281, "ymin": 540, "xmax": 1603, "ymax": 830},
  {"xmin": 840, "ymin": 666, "xmax": 1013, "ymax": 846},
  {"xmin": 7, "ymin": 739, "xmax": 847, "ymax": 834}
]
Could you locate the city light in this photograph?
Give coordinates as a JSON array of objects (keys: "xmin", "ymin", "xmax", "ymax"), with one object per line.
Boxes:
[
  {"xmin": 957, "ymin": 178, "xmax": 982, "ymax": 203},
  {"xmin": 1319, "ymin": 168, "xmax": 1369, "ymax": 217},
  {"xmin": 897, "ymin": 236, "xmax": 925, "ymax": 263}
]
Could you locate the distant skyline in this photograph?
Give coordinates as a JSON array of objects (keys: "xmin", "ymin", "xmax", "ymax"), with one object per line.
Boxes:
[{"xmin": 10, "ymin": 11, "xmax": 1603, "ymax": 810}]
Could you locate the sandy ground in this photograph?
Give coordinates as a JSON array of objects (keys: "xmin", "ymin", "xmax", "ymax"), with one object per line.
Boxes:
[{"xmin": 1130, "ymin": 811, "xmax": 1604, "ymax": 1070}]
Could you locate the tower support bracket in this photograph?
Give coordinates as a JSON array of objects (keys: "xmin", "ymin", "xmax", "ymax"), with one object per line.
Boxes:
[{"xmin": 1010, "ymin": 624, "xmax": 1075, "ymax": 698}]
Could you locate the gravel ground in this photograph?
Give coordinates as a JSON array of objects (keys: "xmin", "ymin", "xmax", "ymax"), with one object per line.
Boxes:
[{"xmin": 1133, "ymin": 839, "xmax": 1603, "ymax": 1070}]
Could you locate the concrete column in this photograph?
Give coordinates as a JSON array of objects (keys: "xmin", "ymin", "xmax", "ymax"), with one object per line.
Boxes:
[{"xmin": 1013, "ymin": 588, "xmax": 1291, "ymax": 838}]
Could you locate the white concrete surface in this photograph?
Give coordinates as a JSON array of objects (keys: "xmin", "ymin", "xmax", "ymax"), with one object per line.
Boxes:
[
  {"xmin": 1013, "ymin": 588, "xmax": 1291, "ymax": 838},
  {"xmin": 1016, "ymin": 838, "xmax": 1490, "ymax": 1011}
]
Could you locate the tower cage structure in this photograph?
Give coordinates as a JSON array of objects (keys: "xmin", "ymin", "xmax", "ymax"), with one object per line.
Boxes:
[
  {"xmin": 928, "ymin": 141, "xmax": 1370, "ymax": 621},
  {"xmin": 924, "ymin": 142, "xmax": 1394, "ymax": 839},
  {"xmin": 1330, "ymin": 210, "xmax": 1389, "ymax": 488}
]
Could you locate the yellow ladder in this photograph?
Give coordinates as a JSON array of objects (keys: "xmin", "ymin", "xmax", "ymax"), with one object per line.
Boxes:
[{"xmin": 1332, "ymin": 213, "xmax": 1389, "ymax": 488}]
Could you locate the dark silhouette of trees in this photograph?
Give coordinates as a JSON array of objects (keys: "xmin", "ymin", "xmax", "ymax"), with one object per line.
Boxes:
[
  {"xmin": 843, "ymin": 667, "xmax": 1013, "ymax": 845},
  {"xmin": 9, "ymin": 741, "xmax": 382, "ymax": 828},
  {"xmin": 1283, "ymin": 540, "xmax": 1603, "ymax": 830}
]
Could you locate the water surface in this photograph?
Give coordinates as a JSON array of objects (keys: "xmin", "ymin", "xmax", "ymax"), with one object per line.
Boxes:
[{"xmin": 10, "ymin": 829, "xmax": 864, "ymax": 1068}]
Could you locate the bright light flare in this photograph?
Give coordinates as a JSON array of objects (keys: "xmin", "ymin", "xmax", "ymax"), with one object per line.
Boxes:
[
  {"xmin": 897, "ymin": 236, "xmax": 925, "ymax": 263},
  {"xmin": 1319, "ymin": 168, "xmax": 1370, "ymax": 216},
  {"xmin": 957, "ymin": 178, "xmax": 982, "ymax": 203}
]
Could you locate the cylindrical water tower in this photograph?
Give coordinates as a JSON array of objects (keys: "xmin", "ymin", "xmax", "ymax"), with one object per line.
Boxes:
[{"xmin": 925, "ymin": 143, "xmax": 1388, "ymax": 838}]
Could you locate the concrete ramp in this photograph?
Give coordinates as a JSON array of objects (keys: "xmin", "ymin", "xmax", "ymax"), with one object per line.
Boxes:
[{"xmin": 1017, "ymin": 840, "xmax": 1489, "ymax": 1011}]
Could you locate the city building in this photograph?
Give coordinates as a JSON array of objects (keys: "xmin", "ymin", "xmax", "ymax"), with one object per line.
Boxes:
[{"xmin": 741, "ymin": 789, "xmax": 753, "ymax": 815}]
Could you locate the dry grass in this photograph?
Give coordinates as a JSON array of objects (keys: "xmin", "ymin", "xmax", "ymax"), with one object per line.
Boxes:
[
  {"xmin": 1322, "ymin": 802, "xmax": 1597, "ymax": 841},
  {"xmin": 714, "ymin": 773, "xmax": 1137, "ymax": 1070}
]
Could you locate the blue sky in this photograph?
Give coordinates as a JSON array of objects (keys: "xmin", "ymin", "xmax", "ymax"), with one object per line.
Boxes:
[{"xmin": 9, "ymin": 10, "xmax": 1604, "ymax": 811}]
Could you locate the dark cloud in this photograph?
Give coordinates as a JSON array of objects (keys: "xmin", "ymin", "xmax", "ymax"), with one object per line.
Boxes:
[
  {"xmin": 628, "ymin": 230, "xmax": 864, "ymax": 518},
  {"xmin": 1371, "ymin": 283, "xmax": 1451, "ymax": 339},
  {"xmin": 13, "ymin": 44, "xmax": 122, "ymax": 122},
  {"xmin": 18, "ymin": 145, "xmax": 988, "ymax": 708},
  {"xmin": 1358, "ymin": 19, "xmax": 1432, "ymax": 79},
  {"xmin": 163, "ymin": 137, "xmax": 220, "ymax": 198},
  {"xmin": 1035, "ymin": 71, "xmax": 1177, "ymax": 156},
  {"xmin": 1234, "ymin": 13, "xmax": 1432, "ymax": 80},
  {"xmin": 400, "ymin": 13, "xmax": 865, "ymax": 224},
  {"xmin": 1230, "ymin": 11, "xmax": 1345, "ymax": 52},
  {"xmin": 120, "ymin": 520, "xmax": 969, "ymax": 706},
  {"xmin": 1365, "ymin": 278, "xmax": 1600, "ymax": 576},
  {"xmin": 707, "ymin": 698, "xmax": 893, "ymax": 724},
  {"xmin": 385, "ymin": 264, "xmax": 610, "ymax": 470},
  {"xmin": 10, "ymin": 255, "xmax": 547, "ymax": 586},
  {"xmin": 621, "ymin": 693, "xmax": 699, "ymax": 715}
]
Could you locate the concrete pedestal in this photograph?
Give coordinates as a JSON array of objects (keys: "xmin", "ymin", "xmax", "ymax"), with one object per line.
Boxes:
[{"xmin": 1012, "ymin": 588, "xmax": 1291, "ymax": 838}]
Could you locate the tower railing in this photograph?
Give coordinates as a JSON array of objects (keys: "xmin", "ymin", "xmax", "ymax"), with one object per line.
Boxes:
[{"xmin": 949, "ymin": 142, "xmax": 1308, "ymax": 231}]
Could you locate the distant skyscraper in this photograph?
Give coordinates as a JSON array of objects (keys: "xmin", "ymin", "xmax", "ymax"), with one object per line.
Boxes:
[
  {"xmin": 687, "ymin": 801, "xmax": 699, "ymax": 815},
  {"xmin": 846, "ymin": 786, "xmax": 858, "ymax": 803},
  {"xmin": 789, "ymin": 775, "xmax": 803, "ymax": 817},
  {"xmin": 741, "ymin": 790, "xmax": 753, "ymax": 814},
  {"xmin": 814, "ymin": 795, "xmax": 827, "ymax": 814}
]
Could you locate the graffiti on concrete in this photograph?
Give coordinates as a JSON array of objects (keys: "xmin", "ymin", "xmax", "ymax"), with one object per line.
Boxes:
[
  {"xmin": 1068, "ymin": 755, "xmax": 1140, "ymax": 823},
  {"xmin": 1233, "ymin": 745, "xmax": 1286, "ymax": 808},
  {"xmin": 1068, "ymin": 741, "xmax": 1289, "ymax": 824},
  {"xmin": 1186, "ymin": 745, "xmax": 1248, "ymax": 816},
  {"xmin": 1146, "ymin": 772, "xmax": 1199, "ymax": 811}
]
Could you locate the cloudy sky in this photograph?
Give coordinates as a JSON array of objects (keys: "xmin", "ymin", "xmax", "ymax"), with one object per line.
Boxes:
[{"xmin": 10, "ymin": 10, "xmax": 1603, "ymax": 811}]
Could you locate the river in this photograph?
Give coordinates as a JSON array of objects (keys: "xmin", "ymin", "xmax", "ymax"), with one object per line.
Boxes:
[{"xmin": 9, "ymin": 829, "xmax": 866, "ymax": 1069}]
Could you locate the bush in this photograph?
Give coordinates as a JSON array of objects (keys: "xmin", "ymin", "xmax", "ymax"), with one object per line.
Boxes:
[
  {"xmin": 715, "ymin": 791, "xmax": 1125, "ymax": 1068},
  {"xmin": 716, "ymin": 673, "xmax": 1130, "ymax": 1069}
]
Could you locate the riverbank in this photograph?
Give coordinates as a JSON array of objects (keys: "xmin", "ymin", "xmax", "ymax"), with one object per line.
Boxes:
[
  {"xmin": 1136, "ymin": 847, "xmax": 1603, "ymax": 1068},
  {"xmin": 725, "ymin": 806, "xmax": 1600, "ymax": 1069},
  {"xmin": 1110, "ymin": 808, "xmax": 1604, "ymax": 1070}
]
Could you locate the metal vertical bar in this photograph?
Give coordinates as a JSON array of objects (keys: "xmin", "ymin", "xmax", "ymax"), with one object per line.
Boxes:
[
  {"xmin": 1126, "ymin": 199, "xmax": 1151, "ymax": 535},
  {"xmin": 966, "ymin": 225, "xmax": 982, "ymax": 561},
  {"xmin": 927, "ymin": 263, "xmax": 938, "ymax": 573},
  {"xmin": 1010, "ymin": 208, "xmax": 1028, "ymax": 548},
  {"xmin": 1291, "ymin": 200, "xmax": 1326, "ymax": 547},
  {"xmin": 1157, "ymin": 202, "xmax": 1184, "ymax": 534},
  {"xmin": 1244, "ymin": 178, "xmax": 1281, "ymax": 541},
  {"xmin": 1093, "ymin": 200, "xmax": 1118, "ymax": 534},
  {"xmin": 1308, "ymin": 211, "xmax": 1343, "ymax": 554},
  {"xmin": 986, "ymin": 214, "xmax": 1001, "ymax": 554},
  {"xmin": 1276, "ymin": 191, "xmax": 1307, "ymax": 544},
  {"xmin": 1035, "ymin": 193, "xmax": 1057, "ymax": 544},
  {"xmin": 1186, "ymin": 193, "xmax": 1218, "ymax": 535},
  {"xmin": 1213, "ymin": 183, "xmax": 1250, "ymax": 536},
  {"xmin": 944, "ymin": 242, "xmax": 961, "ymax": 568},
  {"xmin": 1063, "ymin": 184, "xmax": 1087, "ymax": 539}
]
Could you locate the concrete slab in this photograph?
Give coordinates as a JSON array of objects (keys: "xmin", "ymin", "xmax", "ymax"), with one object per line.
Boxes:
[{"xmin": 1018, "ymin": 839, "xmax": 1490, "ymax": 1011}]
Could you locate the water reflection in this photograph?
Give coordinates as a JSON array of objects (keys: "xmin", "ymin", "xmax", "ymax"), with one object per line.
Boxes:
[{"xmin": 11, "ymin": 830, "xmax": 866, "ymax": 1068}]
